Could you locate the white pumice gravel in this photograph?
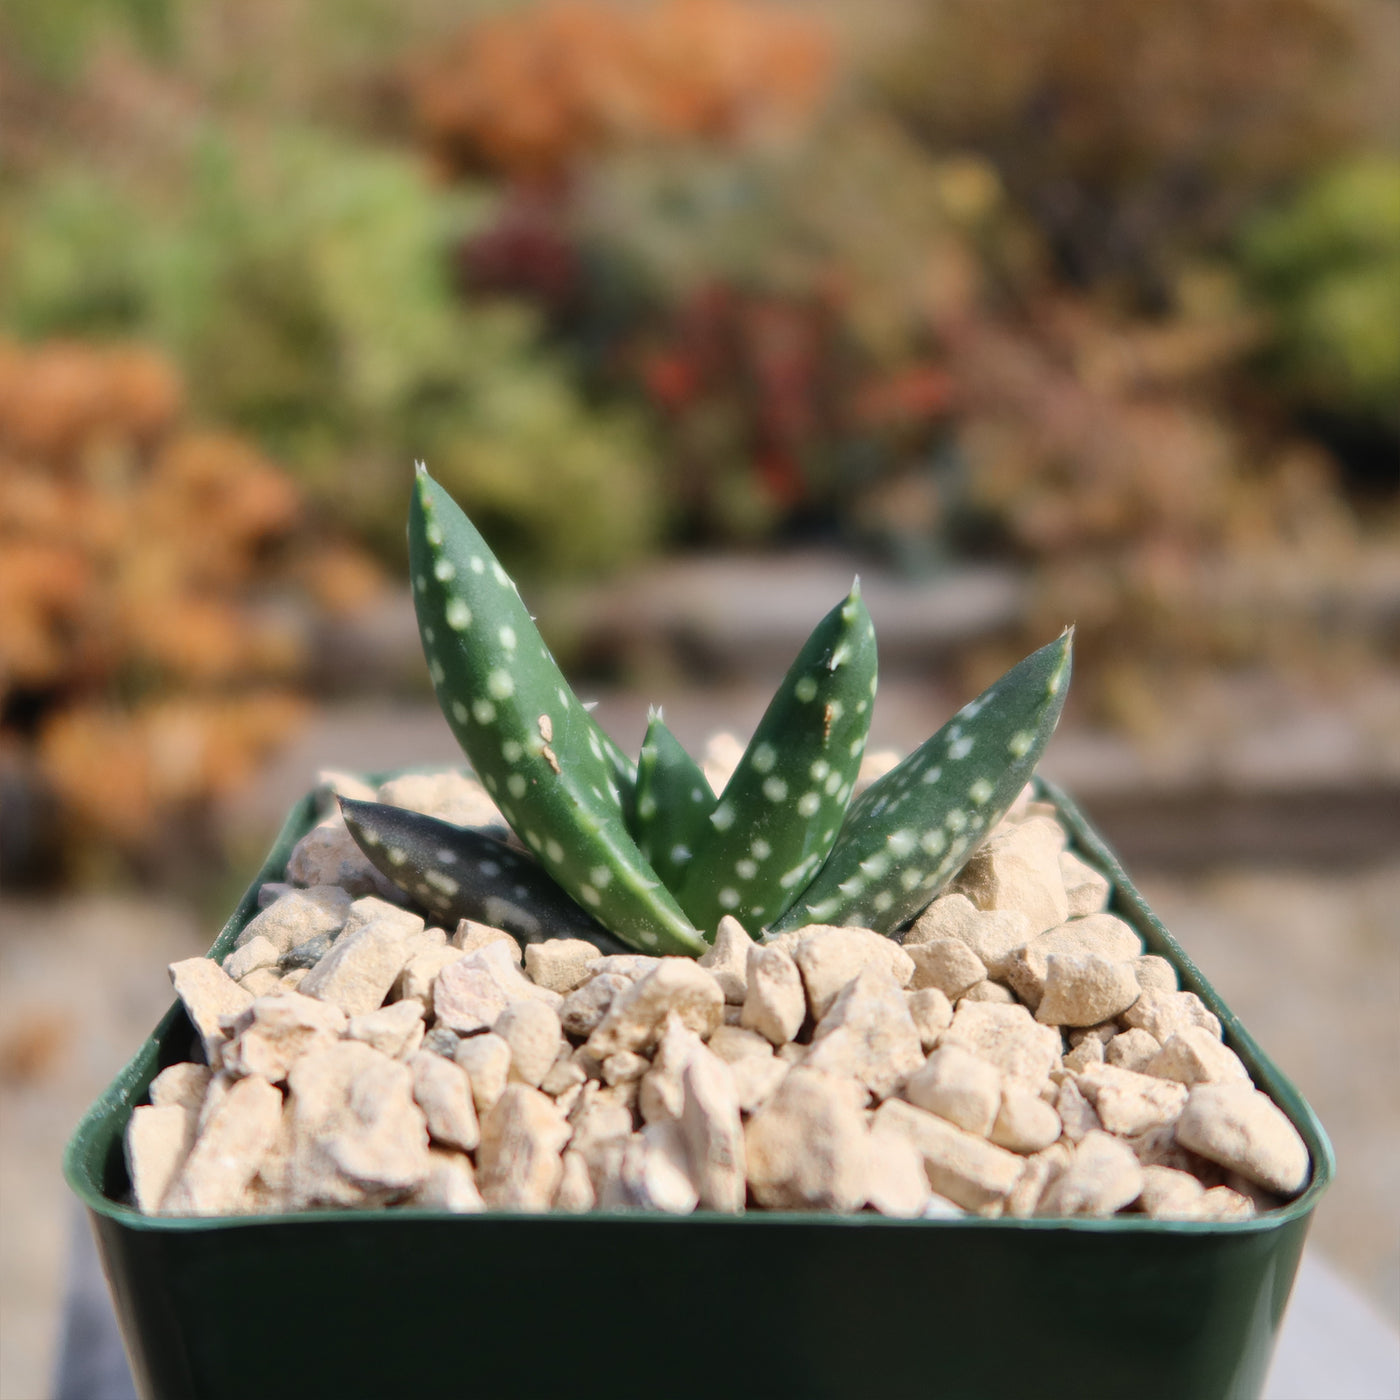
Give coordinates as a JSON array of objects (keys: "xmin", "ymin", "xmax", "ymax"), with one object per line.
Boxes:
[{"xmin": 133, "ymin": 775, "xmax": 1310, "ymax": 1220}]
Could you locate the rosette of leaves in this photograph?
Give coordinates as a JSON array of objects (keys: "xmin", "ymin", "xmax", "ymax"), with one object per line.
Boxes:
[{"xmin": 343, "ymin": 466, "xmax": 1072, "ymax": 953}]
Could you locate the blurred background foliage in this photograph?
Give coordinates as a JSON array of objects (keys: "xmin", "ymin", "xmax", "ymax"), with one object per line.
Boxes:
[{"xmin": 0, "ymin": 0, "xmax": 1396, "ymax": 878}]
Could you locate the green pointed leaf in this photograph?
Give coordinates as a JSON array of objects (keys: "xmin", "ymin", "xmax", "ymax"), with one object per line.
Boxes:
[
  {"xmin": 673, "ymin": 584, "xmax": 878, "ymax": 935},
  {"xmin": 410, "ymin": 465, "xmax": 705, "ymax": 955},
  {"xmin": 633, "ymin": 709, "xmax": 717, "ymax": 890},
  {"xmin": 339, "ymin": 798, "xmax": 628, "ymax": 953},
  {"xmin": 771, "ymin": 629, "xmax": 1072, "ymax": 935}
]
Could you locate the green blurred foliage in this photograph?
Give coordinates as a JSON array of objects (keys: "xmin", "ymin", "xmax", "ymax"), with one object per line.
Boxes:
[
  {"xmin": 1239, "ymin": 156, "xmax": 1400, "ymax": 429},
  {"xmin": 0, "ymin": 129, "xmax": 662, "ymax": 578}
]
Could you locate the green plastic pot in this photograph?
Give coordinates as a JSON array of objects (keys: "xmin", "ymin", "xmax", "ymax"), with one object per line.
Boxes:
[{"xmin": 65, "ymin": 777, "xmax": 1333, "ymax": 1400}]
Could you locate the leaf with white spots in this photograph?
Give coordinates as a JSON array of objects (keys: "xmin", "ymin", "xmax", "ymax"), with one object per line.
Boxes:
[
  {"xmin": 632, "ymin": 710, "xmax": 717, "ymax": 890},
  {"xmin": 672, "ymin": 583, "xmax": 877, "ymax": 935},
  {"xmin": 338, "ymin": 798, "xmax": 628, "ymax": 952},
  {"xmin": 409, "ymin": 466, "xmax": 703, "ymax": 955},
  {"xmin": 771, "ymin": 629, "xmax": 1072, "ymax": 935}
]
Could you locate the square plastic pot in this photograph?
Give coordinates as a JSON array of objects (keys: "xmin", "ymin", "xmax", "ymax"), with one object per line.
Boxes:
[{"xmin": 65, "ymin": 777, "xmax": 1333, "ymax": 1400}]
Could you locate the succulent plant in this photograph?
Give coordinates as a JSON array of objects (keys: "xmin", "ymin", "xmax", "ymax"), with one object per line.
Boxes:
[{"xmin": 345, "ymin": 465, "xmax": 1072, "ymax": 952}]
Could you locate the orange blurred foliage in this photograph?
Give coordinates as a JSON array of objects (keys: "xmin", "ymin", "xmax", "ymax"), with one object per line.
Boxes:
[
  {"xmin": 0, "ymin": 339, "xmax": 379, "ymax": 867},
  {"xmin": 414, "ymin": 0, "xmax": 835, "ymax": 181}
]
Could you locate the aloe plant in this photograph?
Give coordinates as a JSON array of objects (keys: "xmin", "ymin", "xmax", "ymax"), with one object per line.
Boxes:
[{"xmin": 345, "ymin": 465, "xmax": 1071, "ymax": 953}]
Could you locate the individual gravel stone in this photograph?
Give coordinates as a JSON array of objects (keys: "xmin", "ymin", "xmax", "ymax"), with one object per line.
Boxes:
[
  {"xmin": 1138, "ymin": 1163, "xmax": 1208, "ymax": 1219},
  {"xmin": 420, "ymin": 1027, "xmax": 461, "ymax": 1059},
  {"xmin": 1131, "ymin": 955, "xmax": 1179, "ymax": 994},
  {"xmin": 792, "ymin": 925, "xmax": 915, "ymax": 1019},
  {"xmin": 1038, "ymin": 1130, "xmax": 1144, "ymax": 1217},
  {"xmin": 168, "ymin": 957, "xmax": 255, "ymax": 1063},
  {"xmin": 1145, "ymin": 1027, "xmax": 1250, "ymax": 1087},
  {"xmin": 871, "ymin": 1099, "xmax": 1024, "ymax": 1213},
  {"xmin": 410, "ymin": 1051, "xmax": 480, "ymax": 1152},
  {"xmin": 939, "ymin": 1001, "xmax": 1061, "ymax": 1092},
  {"xmin": 989, "ymin": 1083, "xmax": 1062, "ymax": 1154},
  {"xmin": 221, "ymin": 994, "xmax": 348, "ymax": 1083},
  {"xmin": 454, "ymin": 1033, "xmax": 512, "ymax": 1116},
  {"xmin": 539, "ymin": 1046, "xmax": 588, "ymax": 1098},
  {"xmin": 729, "ymin": 1054, "xmax": 789, "ymax": 1115},
  {"xmin": 286, "ymin": 1041, "xmax": 431, "ymax": 1209},
  {"xmin": 126, "ymin": 1104, "xmax": 197, "ymax": 1214},
  {"xmin": 863, "ymin": 1125, "xmax": 932, "ymax": 1218},
  {"xmin": 286, "ymin": 815, "xmax": 400, "ymax": 899},
  {"xmin": 282, "ymin": 932, "xmax": 337, "ymax": 971},
  {"xmin": 558, "ymin": 972, "xmax": 631, "ymax": 1039},
  {"xmin": 905, "ymin": 987, "xmax": 954, "ymax": 1051},
  {"xmin": 1034, "ymin": 951, "xmax": 1141, "ymax": 1027},
  {"xmin": 495, "ymin": 1000, "xmax": 564, "ymax": 1088},
  {"xmin": 637, "ymin": 1013, "xmax": 706, "ymax": 1124},
  {"xmin": 148, "ymin": 1062, "xmax": 213, "ymax": 1111},
  {"xmin": 222, "ymin": 935, "xmax": 279, "ymax": 983},
  {"xmin": 524, "ymin": 938, "xmax": 602, "ymax": 994},
  {"xmin": 1062, "ymin": 1036, "xmax": 1105, "ymax": 1074},
  {"xmin": 680, "ymin": 1053, "xmax": 746, "ymax": 1212},
  {"xmin": 432, "ymin": 960, "xmax": 510, "ymax": 1035},
  {"xmin": 903, "ymin": 1045, "xmax": 1002, "ymax": 1136},
  {"xmin": 1105, "ymin": 1028, "xmax": 1161, "ymax": 1074},
  {"xmin": 454, "ymin": 920, "xmax": 523, "ymax": 961},
  {"xmin": 298, "ymin": 917, "xmax": 416, "ymax": 1018},
  {"xmin": 413, "ymin": 1148, "xmax": 486, "ymax": 1213},
  {"xmin": 1076, "ymin": 1063, "xmax": 1188, "ymax": 1137},
  {"xmin": 707, "ymin": 1025, "xmax": 774, "ymax": 1064},
  {"xmin": 589, "ymin": 954, "xmax": 661, "ymax": 982},
  {"xmin": 620, "ymin": 1121, "xmax": 699, "ymax": 1214},
  {"xmin": 586, "ymin": 959, "xmax": 724, "ymax": 1058},
  {"xmin": 376, "ymin": 770, "xmax": 505, "ymax": 829},
  {"xmin": 344, "ymin": 1000, "xmax": 427, "ymax": 1060},
  {"xmin": 1003, "ymin": 913, "xmax": 1143, "ymax": 1010},
  {"xmin": 1121, "ymin": 989, "xmax": 1222, "ymax": 1042},
  {"xmin": 258, "ymin": 881, "xmax": 295, "ymax": 908},
  {"xmin": 341, "ymin": 897, "xmax": 425, "ymax": 942},
  {"xmin": 599, "ymin": 1050, "xmax": 646, "ymax": 1085},
  {"xmin": 739, "ymin": 944, "xmax": 806, "ymax": 1047},
  {"xmin": 163, "ymin": 1074, "xmax": 283, "ymax": 1216},
  {"xmin": 476, "ymin": 1085, "xmax": 571, "ymax": 1211},
  {"xmin": 959, "ymin": 980, "xmax": 1017, "ymax": 1005},
  {"xmin": 744, "ymin": 1069, "xmax": 870, "ymax": 1212},
  {"xmin": 1175, "ymin": 1083, "xmax": 1310, "ymax": 1194},
  {"xmin": 236, "ymin": 968, "xmax": 283, "ymax": 997},
  {"xmin": 906, "ymin": 938, "xmax": 987, "ymax": 1000},
  {"xmin": 1054, "ymin": 1077, "xmax": 1103, "ymax": 1143},
  {"xmin": 1005, "ymin": 1143, "xmax": 1070, "ymax": 1217},
  {"xmin": 905, "ymin": 893, "xmax": 1031, "ymax": 978},
  {"xmin": 1059, "ymin": 850, "xmax": 1111, "ymax": 916},
  {"xmin": 953, "ymin": 816, "xmax": 1069, "ymax": 938},
  {"xmin": 553, "ymin": 1150, "xmax": 596, "ymax": 1213},
  {"xmin": 698, "ymin": 916, "xmax": 756, "ymax": 1003},
  {"xmin": 804, "ymin": 968, "xmax": 924, "ymax": 1101}
]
